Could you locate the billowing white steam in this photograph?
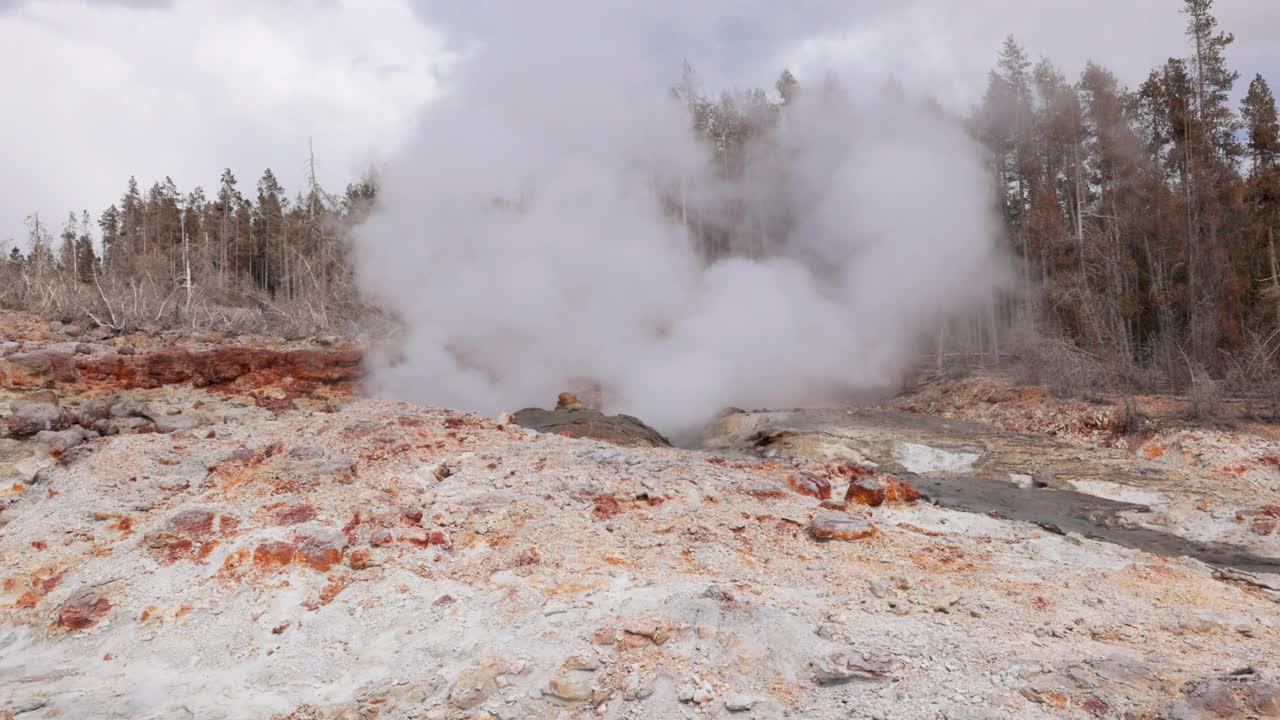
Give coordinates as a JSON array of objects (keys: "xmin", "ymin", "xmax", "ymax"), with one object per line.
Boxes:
[{"xmin": 357, "ymin": 5, "xmax": 1007, "ymax": 435}]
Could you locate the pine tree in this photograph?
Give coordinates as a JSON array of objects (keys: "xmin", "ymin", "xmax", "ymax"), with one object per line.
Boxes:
[
  {"xmin": 98, "ymin": 205, "xmax": 121, "ymax": 270},
  {"xmin": 214, "ymin": 169, "xmax": 241, "ymax": 285},
  {"xmin": 1183, "ymin": 0, "xmax": 1241, "ymax": 161},
  {"xmin": 108, "ymin": 177, "xmax": 145, "ymax": 278},
  {"xmin": 775, "ymin": 68, "xmax": 798, "ymax": 106},
  {"xmin": 59, "ymin": 212, "xmax": 78, "ymax": 280},
  {"xmin": 1242, "ymin": 75, "xmax": 1280, "ymax": 174},
  {"xmin": 1242, "ymin": 75, "xmax": 1280, "ymax": 308},
  {"xmin": 253, "ymin": 169, "xmax": 286, "ymax": 294},
  {"xmin": 76, "ymin": 210, "xmax": 97, "ymax": 283}
]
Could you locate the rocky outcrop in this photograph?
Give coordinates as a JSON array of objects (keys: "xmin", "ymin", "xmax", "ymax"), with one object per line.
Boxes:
[
  {"xmin": 513, "ymin": 406, "xmax": 671, "ymax": 447},
  {"xmin": 1, "ymin": 344, "xmax": 362, "ymax": 391}
]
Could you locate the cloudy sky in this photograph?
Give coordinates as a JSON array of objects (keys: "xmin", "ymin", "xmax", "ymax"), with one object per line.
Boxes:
[{"xmin": 1, "ymin": 0, "xmax": 1277, "ymax": 247}]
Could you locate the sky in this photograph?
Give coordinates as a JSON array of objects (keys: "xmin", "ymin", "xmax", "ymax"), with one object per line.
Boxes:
[{"xmin": 1, "ymin": 0, "xmax": 1277, "ymax": 247}]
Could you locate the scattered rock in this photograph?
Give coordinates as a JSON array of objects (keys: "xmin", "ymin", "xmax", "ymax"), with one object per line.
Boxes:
[
  {"xmin": 844, "ymin": 474, "xmax": 922, "ymax": 506},
  {"xmin": 562, "ymin": 654, "xmax": 600, "ymax": 671},
  {"xmin": 1167, "ymin": 678, "xmax": 1246, "ymax": 719},
  {"xmin": 56, "ymin": 590, "xmax": 111, "ymax": 630},
  {"xmin": 449, "ymin": 661, "xmax": 503, "ymax": 710},
  {"xmin": 6, "ymin": 392, "xmax": 68, "ymax": 437},
  {"xmin": 786, "ymin": 471, "xmax": 832, "ymax": 500},
  {"xmin": 76, "ymin": 397, "xmax": 114, "ymax": 426},
  {"xmin": 153, "ymin": 412, "xmax": 204, "ymax": 434},
  {"xmin": 33, "ymin": 426, "xmax": 95, "ymax": 455},
  {"xmin": 677, "ymin": 679, "xmax": 715, "ymax": 704},
  {"xmin": 724, "ymin": 693, "xmax": 759, "ymax": 712},
  {"xmin": 809, "ymin": 513, "xmax": 876, "ymax": 541},
  {"xmin": 109, "ymin": 395, "xmax": 148, "ymax": 419},
  {"xmin": 811, "ymin": 651, "xmax": 893, "ymax": 684},
  {"xmin": 547, "ymin": 675, "xmax": 594, "ymax": 703},
  {"xmin": 0, "ymin": 350, "xmax": 76, "ymax": 388}
]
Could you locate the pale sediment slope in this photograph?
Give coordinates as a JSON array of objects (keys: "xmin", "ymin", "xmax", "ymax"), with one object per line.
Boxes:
[{"xmin": 0, "ymin": 397, "xmax": 1277, "ymax": 719}]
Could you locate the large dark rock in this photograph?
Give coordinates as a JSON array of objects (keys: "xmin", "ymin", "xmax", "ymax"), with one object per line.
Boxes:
[{"xmin": 513, "ymin": 408, "xmax": 670, "ymax": 447}]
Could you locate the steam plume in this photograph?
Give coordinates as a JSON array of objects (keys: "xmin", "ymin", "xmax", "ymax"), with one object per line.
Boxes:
[{"xmin": 356, "ymin": 4, "xmax": 1008, "ymax": 435}]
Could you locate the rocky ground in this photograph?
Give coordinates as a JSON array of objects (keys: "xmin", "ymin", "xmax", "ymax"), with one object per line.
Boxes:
[{"xmin": 1, "ymin": 312, "xmax": 1278, "ymax": 719}]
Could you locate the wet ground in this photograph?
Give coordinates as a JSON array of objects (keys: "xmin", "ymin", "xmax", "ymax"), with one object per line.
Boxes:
[{"xmin": 702, "ymin": 407, "xmax": 1280, "ymax": 574}]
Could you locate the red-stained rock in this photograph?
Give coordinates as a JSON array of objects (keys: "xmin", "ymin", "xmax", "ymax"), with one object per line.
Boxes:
[
  {"xmin": 57, "ymin": 590, "xmax": 111, "ymax": 630},
  {"xmin": 72, "ymin": 344, "xmax": 362, "ymax": 390},
  {"xmin": 347, "ymin": 548, "xmax": 373, "ymax": 569},
  {"xmin": 845, "ymin": 476, "xmax": 887, "ymax": 506},
  {"xmin": 426, "ymin": 529, "xmax": 452, "ymax": 550},
  {"xmin": 145, "ymin": 350, "xmax": 197, "ymax": 384},
  {"xmin": 370, "ymin": 529, "xmax": 394, "ymax": 546},
  {"xmin": 1237, "ymin": 506, "xmax": 1280, "ymax": 536},
  {"xmin": 168, "ymin": 509, "xmax": 216, "ymax": 537},
  {"xmin": 593, "ymin": 495, "xmax": 622, "ymax": 520},
  {"xmin": 282, "ymin": 348, "xmax": 363, "ymax": 382},
  {"xmin": 144, "ymin": 509, "xmax": 237, "ymax": 563},
  {"xmin": 845, "ymin": 475, "xmax": 922, "ymax": 506},
  {"xmin": 253, "ymin": 541, "xmax": 297, "ymax": 567},
  {"xmin": 786, "ymin": 471, "xmax": 832, "ymax": 500},
  {"xmin": 744, "ymin": 484, "xmax": 786, "ymax": 499},
  {"xmin": 512, "ymin": 547, "xmax": 541, "ymax": 567},
  {"xmin": 15, "ymin": 573, "xmax": 62, "ymax": 609},
  {"xmin": 831, "ymin": 462, "xmax": 876, "ymax": 481},
  {"xmin": 809, "ymin": 513, "xmax": 876, "ymax": 541},
  {"xmin": 274, "ymin": 504, "xmax": 318, "ymax": 526},
  {"xmin": 0, "ymin": 350, "xmax": 77, "ymax": 388},
  {"xmin": 295, "ymin": 533, "xmax": 345, "ymax": 571}
]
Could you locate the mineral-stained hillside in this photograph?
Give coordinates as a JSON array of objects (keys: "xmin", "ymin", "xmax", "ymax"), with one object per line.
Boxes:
[{"xmin": 1, "ymin": 313, "xmax": 1279, "ymax": 719}]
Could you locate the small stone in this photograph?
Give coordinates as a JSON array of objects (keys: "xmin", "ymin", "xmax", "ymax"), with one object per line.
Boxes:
[
  {"xmin": 547, "ymin": 675, "xmax": 593, "ymax": 703},
  {"xmin": 868, "ymin": 578, "xmax": 890, "ymax": 598},
  {"xmin": 693, "ymin": 682, "xmax": 714, "ymax": 704},
  {"xmin": 562, "ymin": 654, "xmax": 600, "ymax": 671},
  {"xmin": 109, "ymin": 396, "xmax": 148, "ymax": 419},
  {"xmin": 34, "ymin": 426, "xmax": 94, "ymax": 455},
  {"xmin": 622, "ymin": 673, "xmax": 654, "ymax": 701},
  {"xmin": 449, "ymin": 662, "xmax": 502, "ymax": 709},
  {"xmin": 809, "ymin": 513, "xmax": 876, "ymax": 541},
  {"xmin": 845, "ymin": 474, "xmax": 922, "ymax": 506},
  {"xmin": 154, "ymin": 412, "xmax": 203, "ymax": 434},
  {"xmin": 845, "ymin": 476, "xmax": 887, "ymax": 506},
  {"xmin": 811, "ymin": 652, "xmax": 892, "ymax": 684},
  {"xmin": 724, "ymin": 693, "xmax": 759, "ymax": 712},
  {"xmin": 57, "ymin": 590, "xmax": 111, "ymax": 630},
  {"xmin": 77, "ymin": 397, "xmax": 114, "ymax": 426},
  {"xmin": 786, "ymin": 471, "xmax": 832, "ymax": 500}
]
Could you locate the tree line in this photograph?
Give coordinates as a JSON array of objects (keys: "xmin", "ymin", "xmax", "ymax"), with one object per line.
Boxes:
[
  {"xmin": 972, "ymin": 0, "xmax": 1280, "ymax": 395},
  {"xmin": 4, "ymin": 0, "xmax": 1278, "ymax": 397},
  {"xmin": 1, "ymin": 149, "xmax": 375, "ymax": 334},
  {"xmin": 658, "ymin": 0, "xmax": 1280, "ymax": 396}
]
